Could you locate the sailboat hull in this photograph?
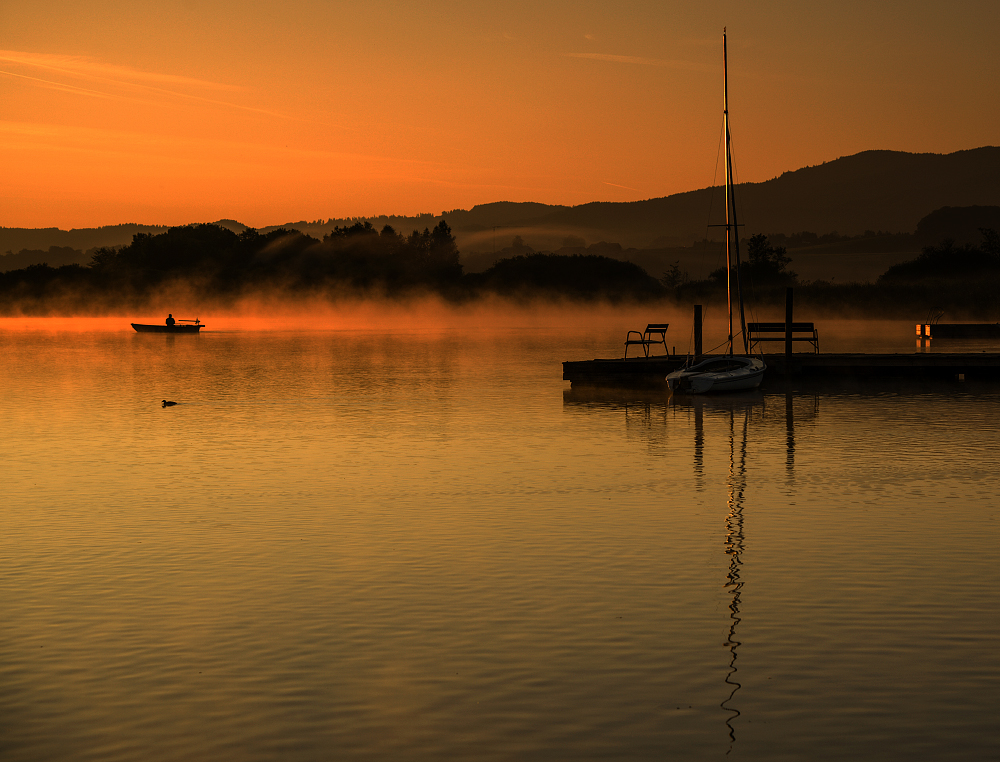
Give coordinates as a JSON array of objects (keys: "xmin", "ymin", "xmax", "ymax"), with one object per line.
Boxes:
[{"xmin": 667, "ymin": 356, "xmax": 766, "ymax": 394}]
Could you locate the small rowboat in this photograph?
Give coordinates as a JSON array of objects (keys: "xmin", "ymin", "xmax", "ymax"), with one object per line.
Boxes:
[{"xmin": 131, "ymin": 319, "xmax": 204, "ymax": 333}]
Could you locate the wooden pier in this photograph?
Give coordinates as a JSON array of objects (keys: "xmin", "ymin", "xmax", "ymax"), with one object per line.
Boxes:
[
  {"xmin": 563, "ymin": 356, "xmax": 685, "ymax": 386},
  {"xmin": 566, "ymin": 294, "xmax": 1000, "ymax": 387},
  {"xmin": 563, "ymin": 352, "xmax": 1000, "ymax": 387},
  {"xmin": 766, "ymin": 352, "xmax": 1000, "ymax": 378},
  {"xmin": 916, "ymin": 323, "xmax": 1000, "ymax": 339}
]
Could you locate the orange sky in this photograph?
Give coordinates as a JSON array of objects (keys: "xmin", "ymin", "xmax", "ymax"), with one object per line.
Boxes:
[{"xmin": 2, "ymin": 0, "xmax": 998, "ymax": 229}]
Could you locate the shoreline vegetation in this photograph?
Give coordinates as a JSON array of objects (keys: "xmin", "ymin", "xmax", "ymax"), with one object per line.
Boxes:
[{"xmin": 1, "ymin": 213, "xmax": 999, "ymax": 320}]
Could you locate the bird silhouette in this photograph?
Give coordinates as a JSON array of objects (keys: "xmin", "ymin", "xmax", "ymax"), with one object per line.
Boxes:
[{"xmin": 162, "ymin": 400, "xmax": 177, "ymax": 407}]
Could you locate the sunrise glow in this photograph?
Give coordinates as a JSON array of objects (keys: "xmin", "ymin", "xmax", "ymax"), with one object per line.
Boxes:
[{"xmin": 3, "ymin": 1, "xmax": 997, "ymax": 229}]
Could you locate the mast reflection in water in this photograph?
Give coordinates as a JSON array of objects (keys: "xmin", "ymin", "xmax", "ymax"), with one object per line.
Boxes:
[{"xmin": 721, "ymin": 405, "xmax": 749, "ymax": 752}]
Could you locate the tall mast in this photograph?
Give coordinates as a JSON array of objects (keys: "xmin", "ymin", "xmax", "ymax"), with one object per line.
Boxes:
[
  {"xmin": 724, "ymin": 31, "xmax": 733, "ymax": 355},
  {"xmin": 723, "ymin": 30, "xmax": 748, "ymax": 355}
]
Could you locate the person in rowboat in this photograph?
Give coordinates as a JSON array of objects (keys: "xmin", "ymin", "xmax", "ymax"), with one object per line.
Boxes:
[{"xmin": 165, "ymin": 314, "xmax": 175, "ymax": 326}]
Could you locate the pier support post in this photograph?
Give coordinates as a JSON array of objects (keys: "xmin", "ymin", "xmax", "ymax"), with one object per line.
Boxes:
[
  {"xmin": 694, "ymin": 304, "xmax": 703, "ymax": 359},
  {"xmin": 785, "ymin": 287, "xmax": 794, "ymax": 371}
]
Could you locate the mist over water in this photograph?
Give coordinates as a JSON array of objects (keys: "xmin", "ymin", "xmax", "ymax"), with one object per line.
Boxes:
[
  {"xmin": 2, "ymin": 318, "xmax": 998, "ymax": 760},
  {"xmin": 0, "ymin": 300, "xmax": 952, "ymax": 355}
]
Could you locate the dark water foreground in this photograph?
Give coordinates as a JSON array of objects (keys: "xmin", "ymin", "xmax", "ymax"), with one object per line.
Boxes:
[{"xmin": 1, "ymin": 324, "xmax": 997, "ymax": 760}]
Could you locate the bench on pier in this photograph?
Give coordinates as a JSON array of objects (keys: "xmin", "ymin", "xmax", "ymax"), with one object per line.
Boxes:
[
  {"xmin": 747, "ymin": 322, "xmax": 819, "ymax": 354},
  {"xmin": 624, "ymin": 323, "xmax": 669, "ymax": 359}
]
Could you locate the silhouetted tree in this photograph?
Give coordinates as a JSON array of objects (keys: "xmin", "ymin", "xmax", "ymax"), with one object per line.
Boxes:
[
  {"xmin": 468, "ymin": 253, "xmax": 664, "ymax": 301},
  {"xmin": 660, "ymin": 260, "xmax": 689, "ymax": 290},
  {"xmin": 709, "ymin": 234, "xmax": 796, "ymax": 286},
  {"xmin": 428, "ymin": 220, "xmax": 461, "ymax": 275},
  {"xmin": 879, "ymin": 229, "xmax": 1000, "ymax": 284},
  {"xmin": 744, "ymin": 233, "xmax": 795, "ymax": 284},
  {"xmin": 709, "ymin": 233, "xmax": 796, "ymax": 287},
  {"xmin": 980, "ymin": 227, "xmax": 1000, "ymax": 257}
]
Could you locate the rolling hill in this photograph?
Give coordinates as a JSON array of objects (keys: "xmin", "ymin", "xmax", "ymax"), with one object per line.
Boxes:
[{"xmin": 2, "ymin": 147, "xmax": 998, "ymax": 276}]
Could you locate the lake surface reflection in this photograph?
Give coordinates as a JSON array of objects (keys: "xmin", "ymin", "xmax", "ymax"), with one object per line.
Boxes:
[{"xmin": 2, "ymin": 323, "xmax": 998, "ymax": 760}]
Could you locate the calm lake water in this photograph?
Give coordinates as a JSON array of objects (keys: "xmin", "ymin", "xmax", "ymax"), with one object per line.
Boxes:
[{"xmin": 2, "ymin": 317, "xmax": 998, "ymax": 760}]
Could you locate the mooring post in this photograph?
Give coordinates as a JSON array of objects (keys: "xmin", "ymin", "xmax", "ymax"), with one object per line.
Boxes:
[
  {"xmin": 694, "ymin": 304, "xmax": 703, "ymax": 359},
  {"xmin": 785, "ymin": 287, "xmax": 794, "ymax": 371}
]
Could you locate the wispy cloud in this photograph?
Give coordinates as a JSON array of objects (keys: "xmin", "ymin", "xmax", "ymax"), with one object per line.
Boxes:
[
  {"xmin": 0, "ymin": 50, "xmax": 368, "ymax": 129},
  {"xmin": 0, "ymin": 69, "xmax": 117, "ymax": 100},
  {"xmin": 566, "ymin": 52, "xmax": 712, "ymax": 73},
  {"xmin": 0, "ymin": 50, "xmax": 240, "ymax": 91},
  {"xmin": 0, "ymin": 66, "xmax": 304, "ymax": 123},
  {"xmin": 0, "ymin": 49, "xmax": 315, "ymax": 123},
  {"xmin": 603, "ymin": 181, "xmax": 640, "ymax": 192}
]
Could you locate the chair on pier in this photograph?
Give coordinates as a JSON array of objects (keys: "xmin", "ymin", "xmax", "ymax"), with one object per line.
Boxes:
[
  {"xmin": 624, "ymin": 323, "xmax": 670, "ymax": 359},
  {"xmin": 747, "ymin": 322, "xmax": 819, "ymax": 354}
]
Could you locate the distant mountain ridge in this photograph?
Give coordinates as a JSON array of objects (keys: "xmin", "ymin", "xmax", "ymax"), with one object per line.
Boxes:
[
  {"xmin": 454, "ymin": 147, "xmax": 1000, "ymax": 250},
  {"xmin": 2, "ymin": 147, "xmax": 998, "ymax": 270},
  {"xmin": 0, "ymin": 224, "xmax": 171, "ymax": 257}
]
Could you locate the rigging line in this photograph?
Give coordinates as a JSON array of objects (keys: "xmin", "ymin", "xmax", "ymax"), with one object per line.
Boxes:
[
  {"xmin": 706, "ymin": 120, "xmax": 726, "ymax": 235},
  {"xmin": 726, "ymin": 120, "xmax": 754, "ymax": 352},
  {"xmin": 747, "ymin": 299, "xmax": 764, "ymax": 359},
  {"xmin": 706, "ymin": 121, "xmax": 728, "ymax": 277},
  {"xmin": 728, "ymin": 133, "xmax": 753, "ymax": 245},
  {"xmin": 704, "ymin": 336, "xmax": 731, "ymax": 355},
  {"xmin": 744, "ymin": 259, "xmax": 760, "ymax": 324},
  {"xmin": 726, "ymin": 129, "xmax": 748, "ymax": 354},
  {"xmin": 713, "ymin": 237, "xmax": 728, "ymax": 276},
  {"xmin": 728, "ymin": 134, "xmax": 769, "ymax": 360}
]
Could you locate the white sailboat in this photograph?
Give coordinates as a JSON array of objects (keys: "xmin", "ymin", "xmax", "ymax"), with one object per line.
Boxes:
[{"xmin": 667, "ymin": 30, "xmax": 766, "ymax": 395}]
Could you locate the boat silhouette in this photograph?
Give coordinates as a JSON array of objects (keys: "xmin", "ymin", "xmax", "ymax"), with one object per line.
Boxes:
[
  {"xmin": 668, "ymin": 31, "xmax": 766, "ymax": 394},
  {"xmin": 132, "ymin": 318, "xmax": 203, "ymax": 333}
]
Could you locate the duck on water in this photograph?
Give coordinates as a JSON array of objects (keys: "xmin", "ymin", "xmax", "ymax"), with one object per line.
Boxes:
[
  {"xmin": 132, "ymin": 315, "xmax": 204, "ymax": 333},
  {"xmin": 667, "ymin": 30, "xmax": 766, "ymax": 395}
]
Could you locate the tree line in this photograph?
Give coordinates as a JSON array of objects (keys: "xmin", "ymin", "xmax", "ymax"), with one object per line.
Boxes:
[
  {"xmin": 2, "ymin": 222, "xmax": 1000, "ymax": 317},
  {"xmin": 663, "ymin": 229, "xmax": 1000, "ymax": 317},
  {"xmin": 0, "ymin": 221, "xmax": 664, "ymax": 312}
]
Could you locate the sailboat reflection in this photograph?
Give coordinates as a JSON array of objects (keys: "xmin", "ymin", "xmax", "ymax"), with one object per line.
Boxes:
[
  {"xmin": 668, "ymin": 391, "xmax": 761, "ymax": 492},
  {"xmin": 721, "ymin": 404, "xmax": 749, "ymax": 752},
  {"xmin": 563, "ymin": 384, "xmax": 823, "ymax": 752}
]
